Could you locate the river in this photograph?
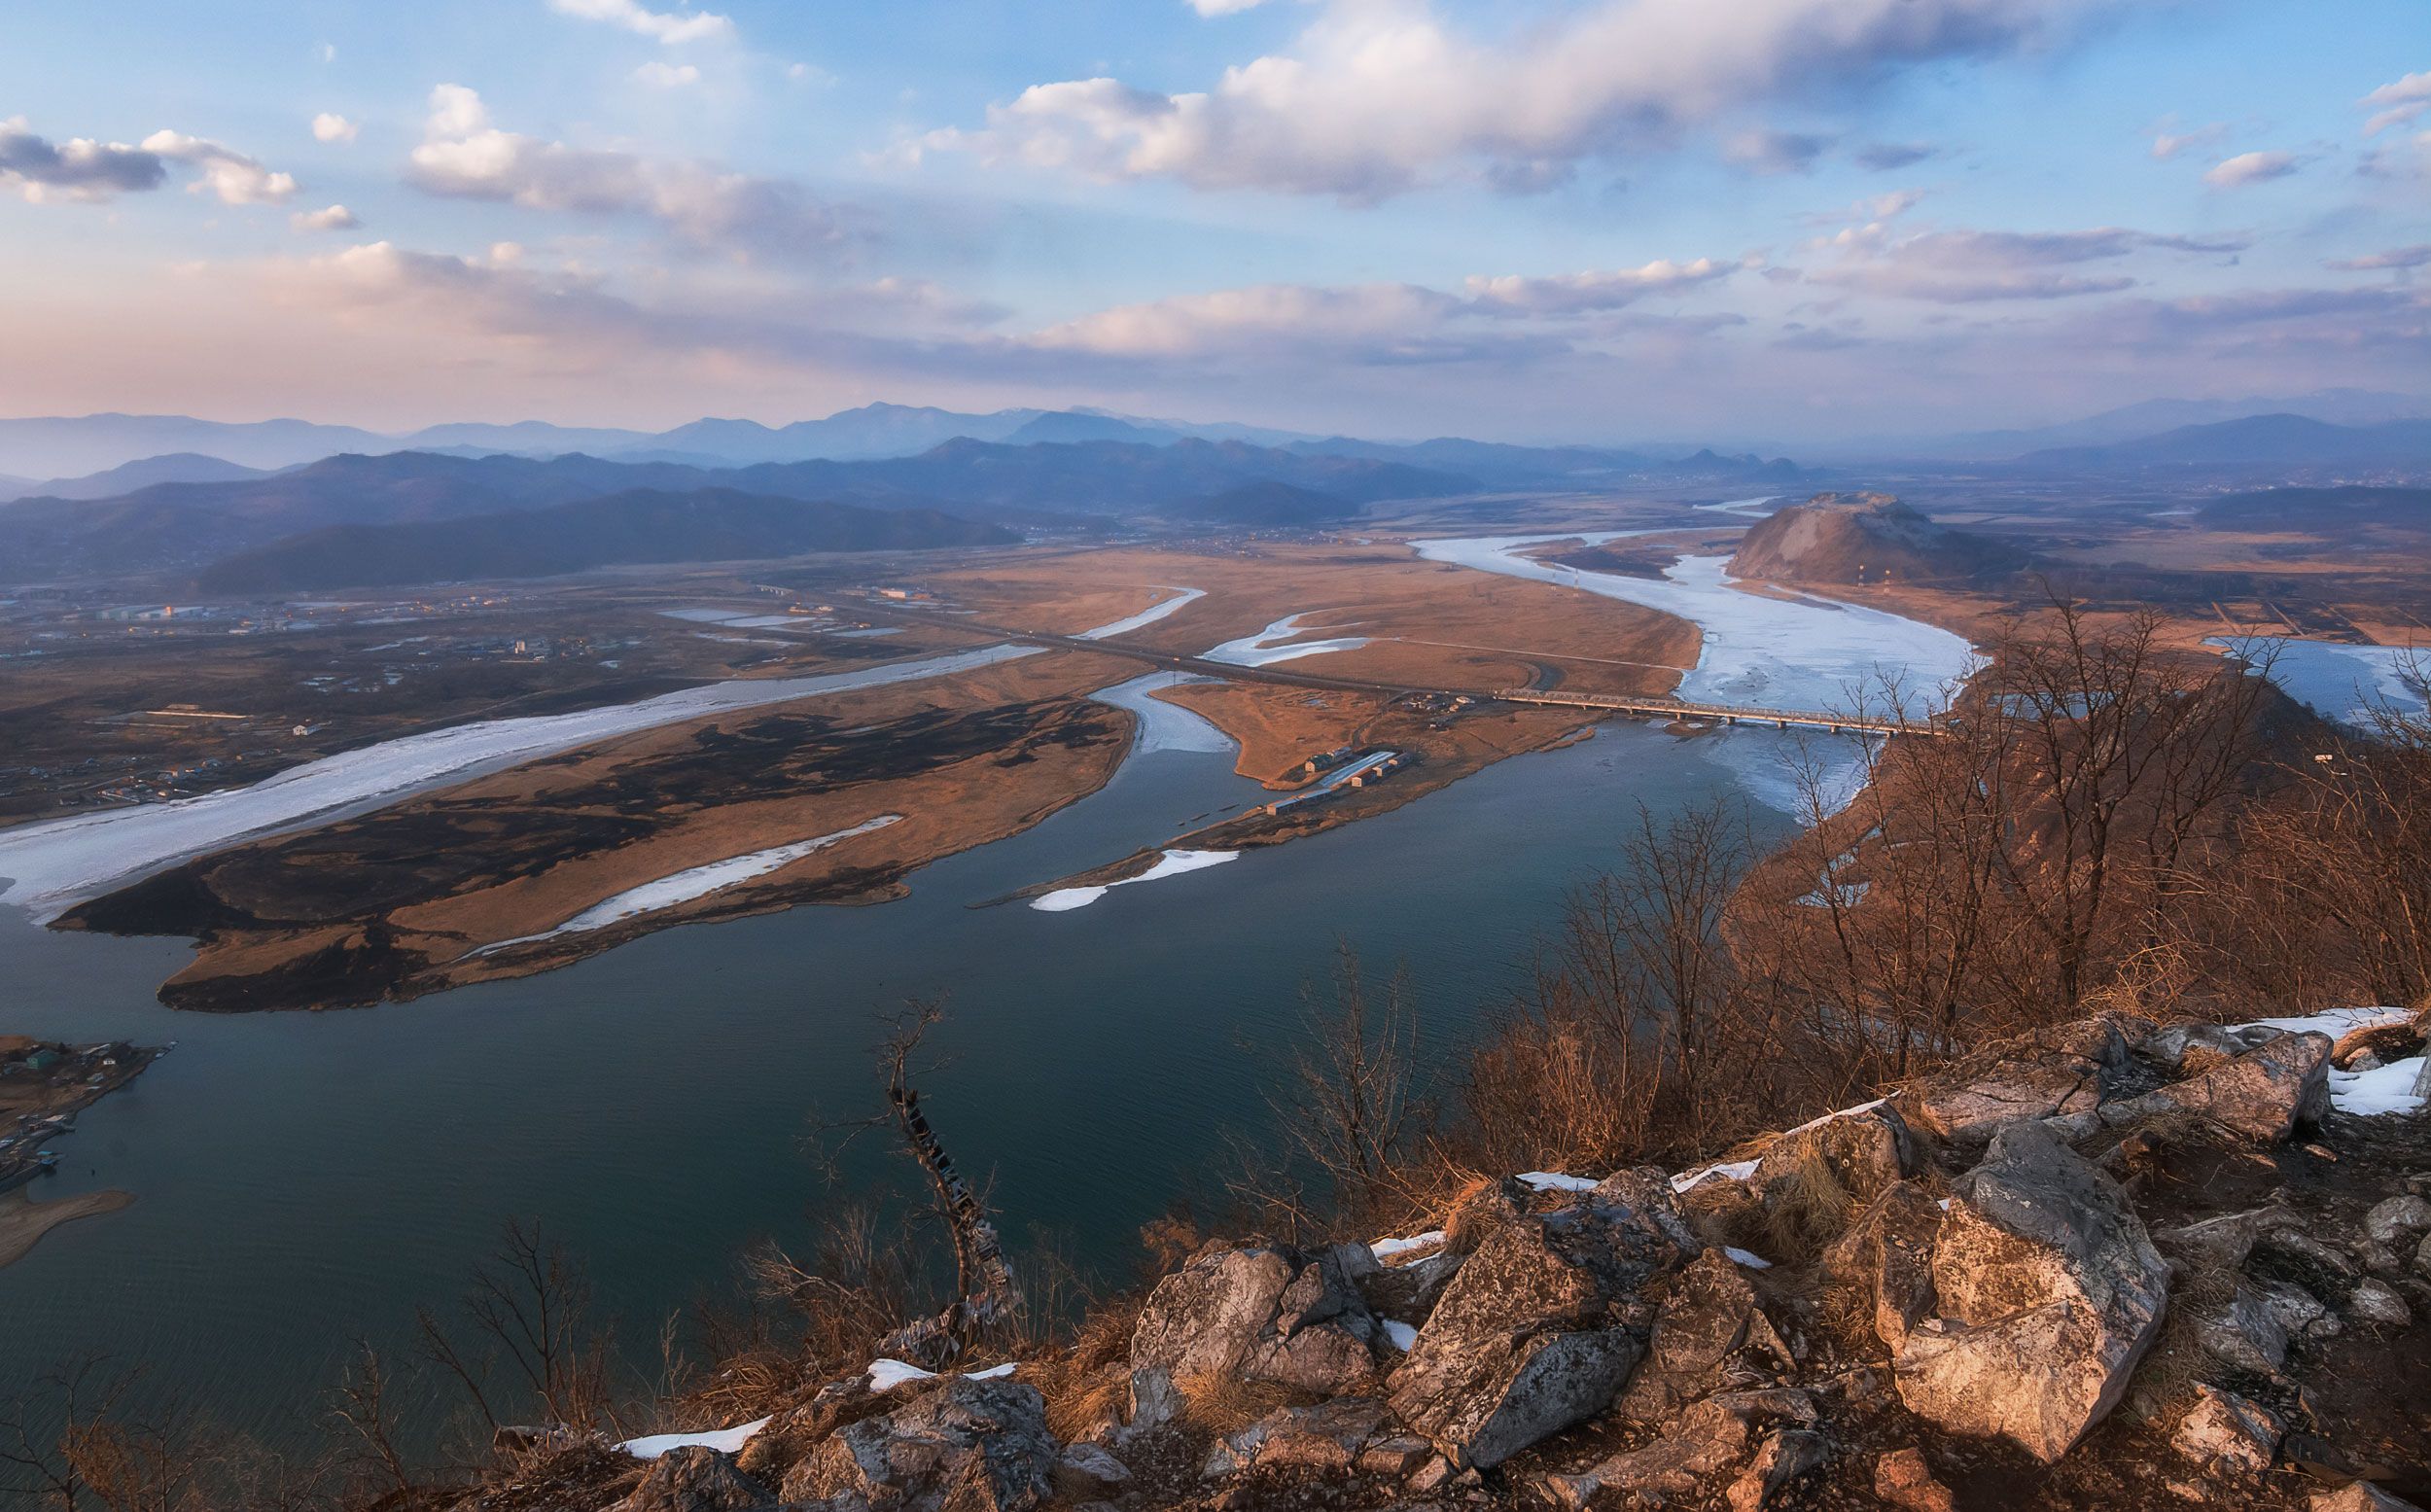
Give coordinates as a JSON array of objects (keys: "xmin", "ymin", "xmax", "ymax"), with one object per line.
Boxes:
[{"xmin": 0, "ymin": 539, "xmax": 1978, "ymax": 1444}]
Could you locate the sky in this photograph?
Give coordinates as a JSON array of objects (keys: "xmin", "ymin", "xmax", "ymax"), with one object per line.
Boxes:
[{"xmin": 1, "ymin": 0, "xmax": 2425, "ymax": 446}]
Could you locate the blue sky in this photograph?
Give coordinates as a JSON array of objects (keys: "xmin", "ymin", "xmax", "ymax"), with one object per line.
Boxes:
[{"xmin": 1, "ymin": 0, "xmax": 2424, "ymax": 444}]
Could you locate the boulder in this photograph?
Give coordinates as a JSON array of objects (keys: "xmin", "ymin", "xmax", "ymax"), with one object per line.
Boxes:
[
  {"xmin": 2171, "ymin": 1384, "xmax": 2283, "ymax": 1483},
  {"xmin": 1126, "ymin": 1239, "xmax": 1380, "ymax": 1419},
  {"xmin": 1051, "ymin": 1443, "xmax": 1130, "ymax": 1499},
  {"xmin": 1899, "ymin": 1046, "xmax": 2110, "ymax": 1149},
  {"xmin": 1442, "ymin": 1176, "xmax": 1531, "ymax": 1255},
  {"xmin": 2348, "ymin": 1279, "xmax": 2413, "ymax": 1328},
  {"xmin": 2152, "ymin": 1033, "xmax": 2333, "ymax": 1142},
  {"xmin": 735, "ymin": 1376, "xmax": 888, "ymax": 1481},
  {"xmin": 1535, "ymin": 1389, "xmax": 1815, "ymax": 1510},
  {"xmin": 614, "ymin": 1448, "xmax": 774, "ymax": 1512},
  {"xmin": 1198, "ymin": 1397, "xmax": 1427, "ymax": 1479},
  {"xmin": 1360, "ymin": 1247, "xmax": 1462, "ymax": 1325},
  {"xmin": 2196, "ymin": 1284, "xmax": 2290, "ymax": 1374},
  {"xmin": 1873, "ymin": 1446, "xmax": 1955, "ymax": 1512},
  {"xmin": 2364, "ymin": 1195, "xmax": 2431, "ymax": 1248},
  {"xmin": 1893, "ymin": 1122, "xmax": 2170, "ymax": 1461},
  {"xmin": 2310, "ymin": 1485, "xmax": 2430, "ymax": 1512},
  {"xmin": 1750, "ymin": 1105, "xmax": 1916, "ymax": 1227},
  {"xmin": 784, "ymin": 1376, "xmax": 1057, "ymax": 1512},
  {"xmin": 1615, "ymin": 1248, "xmax": 1793, "ymax": 1423},
  {"xmin": 2148, "ymin": 1022, "xmax": 2260, "ymax": 1076},
  {"xmin": 1726, "ymin": 1428, "xmax": 1827, "ymax": 1512},
  {"xmin": 1822, "ymin": 1181, "xmax": 1944, "ymax": 1351},
  {"xmin": 1389, "ymin": 1188, "xmax": 1697, "ymax": 1470}
]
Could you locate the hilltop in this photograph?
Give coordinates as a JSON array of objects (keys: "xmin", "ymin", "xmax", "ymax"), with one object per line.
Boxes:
[{"xmin": 1727, "ymin": 492, "xmax": 2022, "ymax": 585}]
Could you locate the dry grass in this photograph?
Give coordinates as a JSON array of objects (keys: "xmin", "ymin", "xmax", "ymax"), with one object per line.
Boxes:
[
  {"xmin": 1176, "ymin": 1372, "xmax": 1307, "ymax": 1436},
  {"xmin": 1756, "ymin": 1140, "xmax": 1860, "ymax": 1262},
  {"xmin": 1031, "ymin": 1290, "xmax": 1146, "ymax": 1444}
]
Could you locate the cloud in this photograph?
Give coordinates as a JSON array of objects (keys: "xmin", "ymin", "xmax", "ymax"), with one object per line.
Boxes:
[
  {"xmin": 1725, "ymin": 129, "xmax": 1833, "ymax": 175},
  {"xmin": 139, "ymin": 129, "xmax": 299, "ymax": 204},
  {"xmin": 1807, "ymin": 222, "xmax": 2244, "ymax": 302},
  {"xmin": 311, "ymin": 113, "xmax": 359, "ymax": 144},
  {"xmin": 2149, "ymin": 122, "xmax": 2223, "ymax": 160},
  {"xmin": 2328, "ymin": 244, "xmax": 2431, "ymax": 271},
  {"xmin": 0, "ymin": 117, "xmax": 168, "ymax": 200},
  {"xmin": 1189, "ymin": 0, "xmax": 1273, "ymax": 12},
  {"xmin": 1853, "ymin": 141, "xmax": 1935, "ymax": 170},
  {"xmin": 2203, "ymin": 149, "xmax": 2298, "ymax": 187},
  {"xmin": 2361, "ymin": 70, "xmax": 2431, "ymax": 136},
  {"xmin": 917, "ymin": 0, "xmax": 2127, "ymax": 199},
  {"xmin": 1463, "ymin": 257, "xmax": 1737, "ymax": 315},
  {"xmin": 292, "ymin": 203, "xmax": 360, "ymax": 231},
  {"xmin": 633, "ymin": 61, "xmax": 701, "ymax": 88},
  {"xmin": 546, "ymin": 0, "xmax": 733, "ymax": 45},
  {"xmin": 405, "ymin": 85, "xmax": 846, "ymax": 255}
]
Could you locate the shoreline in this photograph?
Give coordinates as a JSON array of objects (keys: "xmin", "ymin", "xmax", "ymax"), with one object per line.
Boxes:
[{"xmin": 0, "ymin": 1187, "xmax": 135, "ymax": 1270}]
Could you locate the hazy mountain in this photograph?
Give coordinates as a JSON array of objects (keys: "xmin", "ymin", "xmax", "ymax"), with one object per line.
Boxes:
[
  {"xmin": 1916, "ymin": 390, "xmax": 2428, "ymax": 460},
  {"xmin": 646, "ymin": 404, "xmax": 1047, "ymax": 464},
  {"xmin": 1728, "ymin": 492, "xmax": 2022, "ymax": 584},
  {"xmin": 1004, "ymin": 411, "xmax": 1177, "ymax": 446},
  {"xmin": 0, "ymin": 452, "xmax": 271, "ymax": 503},
  {"xmin": 0, "ymin": 413, "xmax": 395, "ymax": 477},
  {"xmin": 1291, "ymin": 436, "xmax": 1803, "ymax": 486},
  {"xmin": 2017, "ymin": 415, "xmax": 2431, "ymax": 470},
  {"xmin": 194, "ymin": 488, "xmax": 1014, "ymax": 593},
  {"xmin": 1166, "ymin": 480, "xmax": 1361, "ymax": 527},
  {"xmin": 403, "ymin": 420, "xmax": 656, "ymax": 455}
]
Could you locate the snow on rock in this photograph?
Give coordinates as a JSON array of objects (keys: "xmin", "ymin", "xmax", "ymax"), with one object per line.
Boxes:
[
  {"xmin": 1370, "ymin": 1230, "xmax": 1447, "ymax": 1261},
  {"xmin": 1724, "ymin": 1247, "xmax": 1774, "ymax": 1270},
  {"xmin": 865, "ymin": 1359, "xmax": 1017, "ymax": 1392},
  {"xmin": 1672, "ymin": 1159, "xmax": 1758, "ymax": 1193},
  {"xmin": 619, "ymin": 1415, "xmax": 773, "ymax": 1459},
  {"xmin": 1030, "ymin": 848, "xmax": 1238, "ymax": 912},
  {"xmin": 1517, "ymin": 1171, "xmax": 1602, "ymax": 1193},
  {"xmin": 1382, "ymin": 1319, "xmax": 1420, "ymax": 1353}
]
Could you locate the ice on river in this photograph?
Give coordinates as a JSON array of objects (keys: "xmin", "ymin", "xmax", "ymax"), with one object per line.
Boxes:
[
  {"xmin": 1030, "ymin": 848, "xmax": 1238, "ymax": 912},
  {"xmin": 1694, "ymin": 496, "xmax": 1780, "ymax": 518},
  {"xmin": 2205, "ymin": 636, "xmax": 2427, "ymax": 726},
  {"xmin": 1412, "ymin": 535, "xmax": 1976, "ymax": 714},
  {"xmin": 1090, "ymin": 672, "xmax": 1237, "ymax": 756},
  {"xmin": 1203, "ymin": 612, "xmax": 1371, "ymax": 668},
  {"xmin": 1078, "ymin": 585, "xmax": 1206, "ymax": 641},
  {"xmin": 0, "ymin": 645, "xmax": 1040, "ymax": 921}
]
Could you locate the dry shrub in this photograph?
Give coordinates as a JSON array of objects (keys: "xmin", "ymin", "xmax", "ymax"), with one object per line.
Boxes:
[
  {"xmin": 1756, "ymin": 1141, "xmax": 1858, "ymax": 1261},
  {"xmin": 1032, "ymin": 1289, "xmax": 1146, "ymax": 1444},
  {"xmin": 1177, "ymin": 1372, "xmax": 1304, "ymax": 1436}
]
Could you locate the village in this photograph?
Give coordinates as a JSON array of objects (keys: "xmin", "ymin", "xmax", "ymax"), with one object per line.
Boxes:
[{"xmin": 0, "ymin": 1037, "xmax": 161, "ymax": 1195}]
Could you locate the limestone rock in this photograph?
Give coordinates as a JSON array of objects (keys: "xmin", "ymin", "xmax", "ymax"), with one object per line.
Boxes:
[
  {"xmin": 2348, "ymin": 1278, "xmax": 2413, "ymax": 1328},
  {"xmin": 1389, "ymin": 1189, "xmax": 1697, "ymax": 1470},
  {"xmin": 1200, "ymin": 1397, "xmax": 1427, "ymax": 1479},
  {"xmin": 1443, "ymin": 1175, "xmax": 1531, "ymax": 1256},
  {"xmin": 1127, "ymin": 1239, "xmax": 1380, "ymax": 1413},
  {"xmin": 1360, "ymin": 1246, "xmax": 1462, "ymax": 1325},
  {"xmin": 2364, "ymin": 1195, "xmax": 2431, "ymax": 1248},
  {"xmin": 1899, "ymin": 1044, "xmax": 2110, "ymax": 1148},
  {"xmin": 1536, "ymin": 1389, "xmax": 1815, "ymax": 1510},
  {"xmin": 2196, "ymin": 1283, "xmax": 2290, "ymax": 1374},
  {"xmin": 614, "ymin": 1448, "xmax": 774, "ymax": 1512},
  {"xmin": 2152, "ymin": 1032, "xmax": 2333, "ymax": 1142},
  {"xmin": 1873, "ymin": 1447, "xmax": 1955, "ymax": 1512},
  {"xmin": 1893, "ymin": 1122, "xmax": 2169, "ymax": 1460},
  {"xmin": 735, "ymin": 1376, "xmax": 887, "ymax": 1481},
  {"xmin": 785, "ymin": 1376, "xmax": 1056, "ymax": 1512},
  {"xmin": 1052, "ymin": 1444, "xmax": 1130, "ymax": 1499},
  {"xmin": 1616, "ymin": 1248, "xmax": 1793, "ymax": 1423},
  {"xmin": 1726, "ymin": 1428, "xmax": 1827, "ymax": 1512},
  {"xmin": 2171, "ymin": 1384, "xmax": 2283, "ymax": 1483},
  {"xmin": 1822, "ymin": 1181, "xmax": 1943, "ymax": 1351}
]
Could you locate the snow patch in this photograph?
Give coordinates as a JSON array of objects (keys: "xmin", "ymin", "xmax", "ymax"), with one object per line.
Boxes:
[
  {"xmin": 1370, "ymin": 1230, "xmax": 1446, "ymax": 1261},
  {"xmin": 620, "ymin": 1416, "xmax": 772, "ymax": 1459},
  {"xmin": 866, "ymin": 1359, "xmax": 1015, "ymax": 1392},
  {"xmin": 1517, "ymin": 1171, "xmax": 1601, "ymax": 1193},
  {"xmin": 2333, "ymin": 1058, "xmax": 2425, "ymax": 1117},
  {"xmin": 1382, "ymin": 1319, "xmax": 1420, "ymax": 1353},
  {"xmin": 1031, "ymin": 848, "xmax": 1237, "ymax": 912},
  {"xmin": 1671, "ymin": 1159, "xmax": 1758, "ymax": 1193},
  {"xmin": 1203, "ymin": 613, "xmax": 1371, "ymax": 668},
  {"xmin": 1724, "ymin": 1247, "xmax": 1773, "ymax": 1270},
  {"xmin": 1079, "ymin": 586, "xmax": 1206, "ymax": 641}
]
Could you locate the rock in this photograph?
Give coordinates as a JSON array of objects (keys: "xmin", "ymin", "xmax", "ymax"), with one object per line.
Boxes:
[
  {"xmin": 1389, "ymin": 1189, "xmax": 1697, "ymax": 1470},
  {"xmin": 2197, "ymin": 1284, "xmax": 2290, "ymax": 1374},
  {"xmin": 1616, "ymin": 1248, "xmax": 1793, "ymax": 1423},
  {"xmin": 1360, "ymin": 1247, "xmax": 1463, "ymax": 1325},
  {"xmin": 2334, "ymin": 1021, "xmax": 2425, "ymax": 1070},
  {"xmin": 2311, "ymin": 1485, "xmax": 2430, "ymax": 1512},
  {"xmin": 2348, "ymin": 1279, "xmax": 2413, "ymax": 1328},
  {"xmin": 784, "ymin": 1376, "xmax": 1057, "ymax": 1512},
  {"xmin": 2171, "ymin": 1384, "xmax": 2283, "ymax": 1483},
  {"xmin": 1899, "ymin": 1043, "xmax": 2111, "ymax": 1149},
  {"xmin": 2152, "ymin": 1201, "xmax": 2296, "ymax": 1273},
  {"xmin": 1536, "ymin": 1389, "xmax": 1814, "ymax": 1510},
  {"xmin": 735, "ymin": 1376, "xmax": 888, "ymax": 1481},
  {"xmin": 1127, "ymin": 1239, "xmax": 1380, "ymax": 1411},
  {"xmin": 2417, "ymin": 1233, "xmax": 2431, "ymax": 1280},
  {"xmin": 1822, "ymin": 1181, "xmax": 1944, "ymax": 1351},
  {"xmin": 2364, "ymin": 1195, "xmax": 2431, "ymax": 1248},
  {"xmin": 1203, "ymin": 1397, "xmax": 1397, "ymax": 1477},
  {"xmin": 2259, "ymin": 1228, "xmax": 2363, "ymax": 1284},
  {"xmin": 1442, "ymin": 1175, "xmax": 1531, "ymax": 1255},
  {"xmin": 2149, "ymin": 1023, "xmax": 2256, "ymax": 1076},
  {"xmin": 614, "ymin": 1448, "xmax": 774, "ymax": 1512},
  {"xmin": 1726, "ymin": 1428, "xmax": 1827, "ymax": 1512},
  {"xmin": 1893, "ymin": 1122, "xmax": 2170, "ymax": 1461},
  {"xmin": 1873, "ymin": 1447, "xmax": 1955, "ymax": 1512},
  {"xmin": 2359, "ymin": 1240, "xmax": 2406, "ymax": 1277},
  {"xmin": 2152, "ymin": 1033, "xmax": 2333, "ymax": 1143},
  {"xmin": 1750, "ymin": 1105, "xmax": 1916, "ymax": 1236},
  {"xmin": 1052, "ymin": 1444, "xmax": 1130, "ymax": 1499}
]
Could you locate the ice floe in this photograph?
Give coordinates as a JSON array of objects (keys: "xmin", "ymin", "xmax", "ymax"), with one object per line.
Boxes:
[
  {"xmin": 1078, "ymin": 586, "xmax": 1206, "ymax": 641},
  {"xmin": 1089, "ymin": 672, "xmax": 1237, "ymax": 756},
  {"xmin": 1203, "ymin": 613, "xmax": 1371, "ymax": 668},
  {"xmin": 0, "ymin": 645, "xmax": 1039, "ymax": 921},
  {"xmin": 1030, "ymin": 848, "xmax": 1238, "ymax": 912},
  {"xmin": 2206, "ymin": 636, "xmax": 2427, "ymax": 726}
]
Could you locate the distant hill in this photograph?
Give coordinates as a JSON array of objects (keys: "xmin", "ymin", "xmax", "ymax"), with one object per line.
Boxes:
[
  {"xmin": 1004, "ymin": 411, "xmax": 1176, "ymax": 446},
  {"xmin": 194, "ymin": 488, "xmax": 1014, "ymax": 592},
  {"xmin": 1165, "ymin": 480, "xmax": 1360, "ymax": 528},
  {"xmin": 1, "ymin": 452, "xmax": 271, "ymax": 503},
  {"xmin": 1920, "ymin": 389, "xmax": 2426, "ymax": 460},
  {"xmin": 1727, "ymin": 492, "xmax": 2021, "ymax": 584},
  {"xmin": 2196, "ymin": 485, "xmax": 2431, "ymax": 535},
  {"xmin": 1290, "ymin": 436, "xmax": 1802, "ymax": 487},
  {"xmin": 2017, "ymin": 415, "xmax": 2431, "ymax": 470}
]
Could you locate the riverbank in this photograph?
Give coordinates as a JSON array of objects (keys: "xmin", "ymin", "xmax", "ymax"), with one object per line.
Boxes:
[{"xmin": 0, "ymin": 1187, "xmax": 135, "ymax": 1269}]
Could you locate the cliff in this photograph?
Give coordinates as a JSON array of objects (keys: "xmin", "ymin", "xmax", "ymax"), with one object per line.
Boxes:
[
  {"xmin": 1728, "ymin": 492, "xmax": 2022, "ymax": 586},
  {"xmin": 465, "ymin": 1005, "xmax": 2431, "ymax": 1511}
]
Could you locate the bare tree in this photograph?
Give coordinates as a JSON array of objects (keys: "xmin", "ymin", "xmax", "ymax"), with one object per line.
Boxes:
[
  {"xmin": 417, "ymin": 1219, "xmax": 616, "ymax": 1439},
  {"xmin": 1247, "ymin": 945, "xmax": 1426, "ymax": 1228}
]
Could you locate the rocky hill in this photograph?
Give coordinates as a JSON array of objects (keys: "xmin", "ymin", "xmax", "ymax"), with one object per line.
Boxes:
[
  {"xmin": 464, "ymin": 1005, "xmax": 2430, "ymax": 1512},
  {"xmin": 1728, "ymin": 492, "xmax": 2022, "ymax": 585}
]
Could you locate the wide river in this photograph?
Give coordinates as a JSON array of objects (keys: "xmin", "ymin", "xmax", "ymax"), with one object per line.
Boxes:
[{"xmin": 0, "ymin": 536, "xmax": 1977, "ymax": 1443}]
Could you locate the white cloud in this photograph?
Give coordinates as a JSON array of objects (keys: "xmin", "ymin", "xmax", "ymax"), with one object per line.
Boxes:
[
  {"xmin": 919, "ymin": 0, "xmax": 2128, "ymax": 199},
  {"xmin": 0, "ymin": 117, "xmax": 167, "ymax": 200},
  {"xmin": 2203, "ymin": 150, "xmax": 2299, "ymax": 187},
  {"xmin": 140, "ymin": 129, "xmax": 299, "ymax": 204},
  {"xmin": 2328, "ymin": 244, "xmax": 2431, "ymax": 271},
  {"xmin": 1464, "ymin": 257, "xmax": 1736, "ymax": 315},
  {"xmin": 1806, "ymin": 221, "xmax": 2243, "ymax": 302},
  {"xmin": 311, "ymin": 113, "xmax": 359, "ymax": 144},
  {"xmin": 405, "ymin": 85, "xmax": 844, "ymax": 254},
  {"xmin": 1188, "ymin": 0, "xmax": 1273, "ymax": 14},
  {"xmin": 292, "ymin": 203, "xmax": 359, "ymax": 231},
  {"xmin": 2149, "ymin": 122, "xmax": 2222, "ymax": 160},
  {"xmin": 2361, "ymin": 70, "xmax": 2431, "ymax": 136},
  {"xmin": 633, "ymin": 61, "xmax": 701, "ymax": 88},
  {"xmin": 546, "ymin": 0, "xmax": 733, "ymax": 46}
]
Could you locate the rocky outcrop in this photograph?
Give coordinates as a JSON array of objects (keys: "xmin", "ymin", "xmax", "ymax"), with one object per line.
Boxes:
[
  {"xmin": 1614, "ymin": 1248, "xmax": 1794, "ymax": 1423},
  {"xmin": 1126, "ymin": 1238, "xmax": 1381, "ymax": 1424},
  {"xmin": 1537, "ymin": 1389, "xmax": 1819, "ymax": 1510},
  {"xmin": 2171, "ymin": 1384, "xmax": 2284, "ymax": 1485},
  {"xmin": 1198, "ymin": 1397, "xmax": 1431, "ymax": 1479},
  {"xmin": 1823, "ymin": 1180, "xmax": 1944, "ymax": 1351},
  {"xmin": 1388, "ymin": 1181, "xmax": 1696, "ymax": 1469},
  {"xmin": 784, "ymin": 1376, "xmax": 1057, "ymax": 1512},
  {"xmin": 614, "ymin": 1447, "xmax": 774, "ymax": 1512},
  {"xmin": 1893, "ymin": 1121, "xmax": 2169, "ymax": 1460}
]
